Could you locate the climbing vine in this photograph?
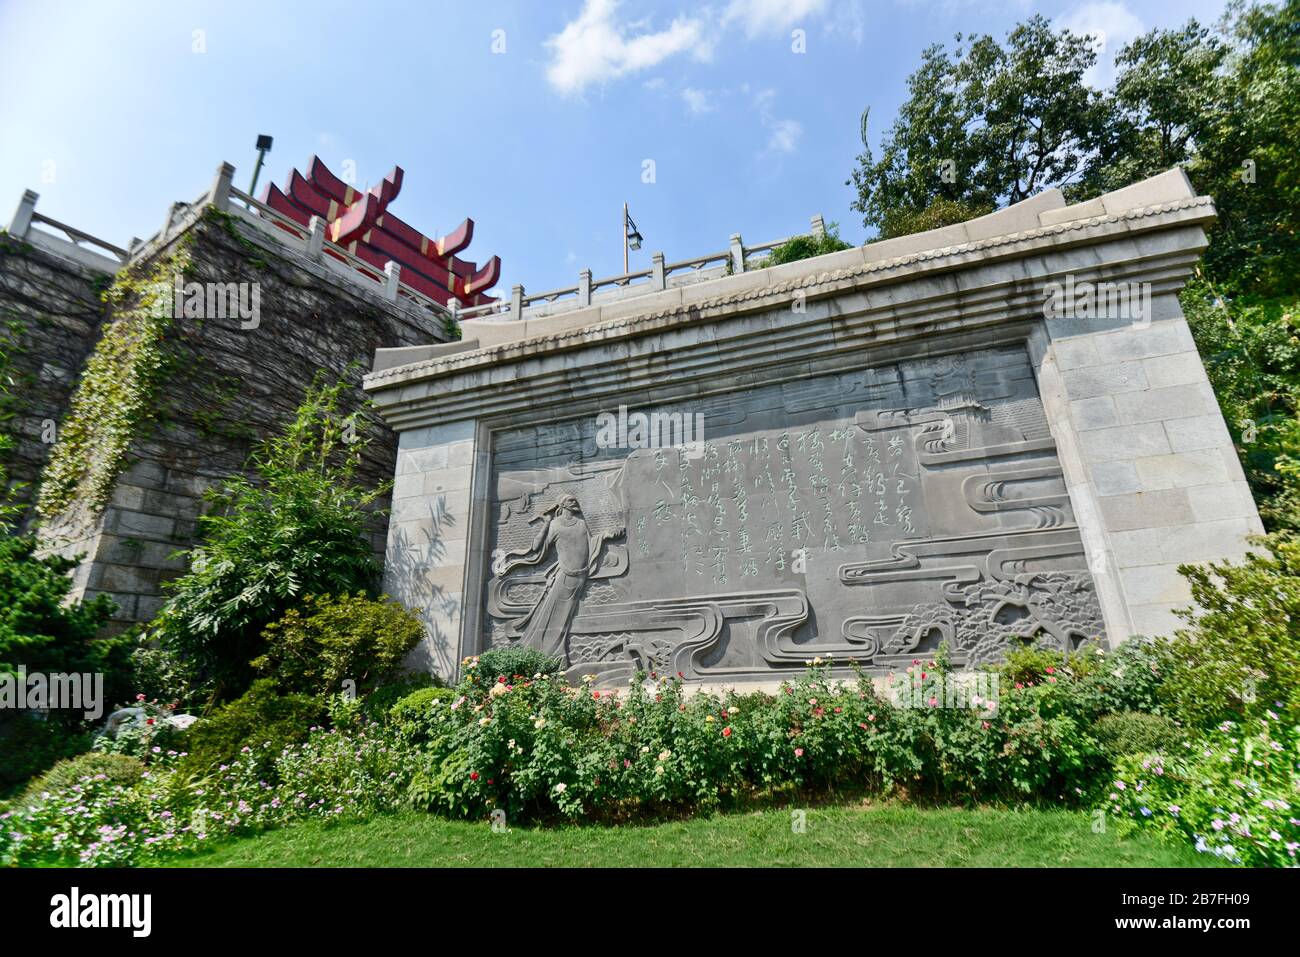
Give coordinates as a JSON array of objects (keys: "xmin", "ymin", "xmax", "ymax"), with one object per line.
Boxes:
[{"xmin": 36, "ymin": 249, "xmax": 192, "ymax": 519}]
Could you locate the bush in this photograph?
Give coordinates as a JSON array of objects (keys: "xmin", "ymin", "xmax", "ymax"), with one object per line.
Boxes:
[
  {"xmin": 19, "ymin": 752, "xmax": 144, "ymax": 805},
  {"xmin": 179, "ymin": 679, "xmax": 326, "ymax": 777},
  {"xmin": 0, "ymin": 715, "xmax": 93, "ymax": 797},
  {"xmin": 252, "ymin": 593, "xmax": 424, "ymax": 697},
  {"xmin": 1163, "ymin": 533, "xmax": 1300, "ymax": 728},
  {"xmin": 388, "ymin": 687, "xmax": 459, "ymax": 745},
  {"xmin": 1104, "ymin": 712, "xmax": 1299, "ymax": 867},
  {"xmin": 362, "ymin": 673, "xmax": 442, "ymax": 723},
  {"xmin": 1086, "ymin": 636, "xmax": 1177, "ymax": 715},
  {"xmin": 0, "ymin": 534, "xmax": 132, "ymax": 790},
  {"xmin": 91, "ymin": 697, "xmax": 184, "ymax": 762},
  {"xmin": 758, "ymin": 225, "xmax": 852, "ymax": 267},
  {"xmin": 150, "ymin": 377, "xmax": 385, "ymax": 700},
  {"xmin": 1091, "ymin": 712, "xmax": 1181, "ymax": 757},
  {"xmin": 466, "ymin": 647, "xmax": 562, "ymax": 687}
]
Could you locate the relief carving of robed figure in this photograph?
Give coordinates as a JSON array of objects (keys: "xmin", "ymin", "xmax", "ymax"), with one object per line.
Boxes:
[{"xmin": 500, "ymin": 494, "xmax": 607, "ymax": 659}]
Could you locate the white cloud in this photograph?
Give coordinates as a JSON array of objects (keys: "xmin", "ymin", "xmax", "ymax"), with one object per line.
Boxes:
[
  {"xmin": 544, "ymin": 0, "xmax": 714, "ymax": 96},
  {"xmin": 824, "ymin": 2, "xmax": 866, "ymax": 47},
  {"xmin": 1060, "ymin": 1, "xmax": 1145, "ymax": 88},
  {"xmin": 752, "ymin": 88, "xmax": 803, "ymax": 155},
  {"xmin": 722, "ymin": 0, "xmax": 830, "ymax": 38},
  {"xmin": 681, "ymin": 87, "xmax": 717, "ymax": 115}
]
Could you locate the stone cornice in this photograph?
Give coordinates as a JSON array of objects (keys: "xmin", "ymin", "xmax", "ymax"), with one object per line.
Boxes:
[{"xmin": 365, "ymin": 192, "xmax": 1213, "ymax": 399}]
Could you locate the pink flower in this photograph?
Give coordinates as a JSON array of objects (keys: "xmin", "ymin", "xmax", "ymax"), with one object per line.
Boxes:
[
  {"xmin": 722, "ymin": 727, "xmax": 732, "ymax": 738},
  {"xmin": 794, "ymin": 747, "xmax": 804, "ymax": 757}
]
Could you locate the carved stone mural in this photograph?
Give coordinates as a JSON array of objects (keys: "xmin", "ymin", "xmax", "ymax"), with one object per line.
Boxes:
[{"xmin": 481, "ymin": 343, "xmax": 1105, "ymax": 684}]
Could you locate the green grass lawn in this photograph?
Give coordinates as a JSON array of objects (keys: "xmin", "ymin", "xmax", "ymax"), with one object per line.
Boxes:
[{"xmin": 173, "ymin": 804, "xmax": 1221, "ymax": 868}]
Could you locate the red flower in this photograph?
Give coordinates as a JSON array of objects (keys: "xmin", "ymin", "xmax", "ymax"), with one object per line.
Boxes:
[
  {"xmin": 722, "ymin": 726, "xmax": 732, "ymax": 737},
  {"xmin": 677, "ymin": 671, "xmax": 685, "ymax": 679},
  {"xmin": 487, "ymin": 779, "xmax": 494, "ymax": 785},
  {"xmin": 146, "ymin": 718, "xmax": 155, "ymax": 725},
  {"xmin": 593, "ymin": 691, "xmax": 601, "ymax": 699},
  {"xmin": 497, "ymin": 676, "xmax": 507, "ymax": 683},
  {"xmin": 470, "ymin": 772, "xmax": 479, "ymax": 781},
  {"xmin": 833, "ymin": 707, "xmax": 842, "ymax": 714}
]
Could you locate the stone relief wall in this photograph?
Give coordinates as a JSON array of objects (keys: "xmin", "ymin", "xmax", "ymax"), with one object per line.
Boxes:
[{"xmin": 482, "ymin": 343, "xmax": 1103, "ymax": 684}]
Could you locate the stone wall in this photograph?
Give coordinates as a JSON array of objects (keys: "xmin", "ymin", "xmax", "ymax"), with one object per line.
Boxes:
[
  {"xmin": 0, "ymin": 232, "xmax": 111, "ymax": 529},
  {"xmin": 364, "ymin": 169, "xmax": 1264, "ymax": 688},
  {"xmin": 34, "ymin": 208, "xmax": 451, "ymax": 628}
]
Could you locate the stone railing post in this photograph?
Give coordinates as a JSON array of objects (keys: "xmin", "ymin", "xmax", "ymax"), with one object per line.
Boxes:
[
  {"xmin": 8, "ymin": 190, "xmax": 38, "ymax": 238},
  {"xmin": 209, "ymin": 162, "xmax": 235, "ymax": 212},
  {"xmin": 651, "ymin": 252, "xmax": 666, "ymax": 290},
  {"xmin": 729, "ymin": 233, "xmax": 745, "ymax": 273},
  {"xmin": 306, "ymin": 215, "xmax": 326, "ymax": 259},
  {"xmin": 577, "ymin": 269, "xmax": 592, "ymax": 306},
  {"xmin": 810, "ymin": 214, "xmax": 826, "ymax": 239},
  {"xmin": 383, "ymin": 261, "xmax": 401, "ymax": 301},
  {"xmin": 510, "ymin": 284, "xmax": 524, "ymax": 320}
]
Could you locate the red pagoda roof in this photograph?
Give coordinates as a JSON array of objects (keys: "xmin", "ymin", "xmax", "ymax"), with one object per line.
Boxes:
[{"xmin": 260, "ymin": 156, "xmax": 500, "ymax": 307}]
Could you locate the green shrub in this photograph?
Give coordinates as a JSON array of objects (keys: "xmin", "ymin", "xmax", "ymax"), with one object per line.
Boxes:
[
  {"xmin": 1091, "ymin": 711, "xmax": 1181, "ymax": 757},
  {"xmin": 0, "ymin": 715, "xmax": 93, "ymax": 797},
  {"xmin": 389, "ymin": 687, "xmax": 459, "ymax": 746},
  {"xmin": 1163, "ymin": 533, "xmax": 1300, "ymax": 728},
  {"xmin": 1104, "ymin": 712, "xmax": 1299, "ymax": 867},
  {"xmin": 1087, "ymin": 636, "xmax": 1177, "ymax": 715},
  {"xmin": 91, "ymin": 698, "xmax": 184, "ymax": 761},
  {"xmin": 150, "ymin": 377, "xmax": 385, "ymax": 700},
  {"xmin": 362, "ymin": 673, "xmax": 442, "ymax": 722},
  {"xmin": 252, "ymin": 593, "xmax": 424, "ymax": 697},
  {"xmin": 179, "ymin": 679, "xmax": 326, "ymax": 777},
  {"xmin": 19, "ymin": 752, "xmax": 144, "ymax": 804},
  {"xmin": 758, "ymin": 225, "xmax": 852, "ymax": 267},
  {"xmin": 467, "ymin": 647, "xmax": 562, "ymax": 686}
]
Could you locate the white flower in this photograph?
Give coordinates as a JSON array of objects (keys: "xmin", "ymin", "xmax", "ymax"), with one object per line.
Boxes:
[
  {"xmin": 728, "ymin": 706, "xmax": 739, "ymax": 716},
  {"xmin": 479, "ymin": 717, "xmax": 490, "ymax": 727},
  {"xmin": 554, "ymin": 783, "xmax": 567, "ymax": 794},
  {"xmin": 534, "ymin": 717, "xmax": 546, "ymax": 729},
  {"xmin": 657, "ymin": 749, "xmax": 671, "ymax": 762},
  {"xmin": 641, "ymin": 746, "xmax": 650, "ymax": 753}
]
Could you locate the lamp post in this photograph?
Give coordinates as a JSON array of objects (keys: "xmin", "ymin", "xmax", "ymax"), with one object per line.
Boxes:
[
  {"xmin": 248, "ymin": 134, "xmax": 274, "ymax": 197},
  {"xmin": 623, "ymin": 202, "xmax": 642, "ymax": 274}
]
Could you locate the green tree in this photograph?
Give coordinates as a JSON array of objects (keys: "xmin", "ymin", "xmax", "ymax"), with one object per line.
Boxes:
[
  {"xmin": 149, "ymin": 376, "xmax": 385, "ymax": 701},
  {"xmin": 848, "ymin": 15, "xmax": 1111, "ymax": 238}
]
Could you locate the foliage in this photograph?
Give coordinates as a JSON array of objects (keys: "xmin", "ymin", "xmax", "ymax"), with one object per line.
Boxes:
[
  {"xmin": 848, "ymin": 15, "xmax": 1111, "ymax": 233},
  {"xmin": 465, "ymin": 648, "xmax": 563, "ymax": 687},
  {"xmin": 0, "ymin": 712, "xmax": 410, "ymax": 867},
  {"xmin": 1163, "ymin": 533, "xmax": 1300, "ymax": 728},
  {"xmin": 1091, "ymin": 711, "xmax": 1182, "ymax": 757},
  {"xmin": 149, "ymin": 375, "xmax": 385, "ymax": 699},
  {"xmin": 0, "ymin": 534, "xmax": 124, "ymax": 679},
  {"xmin": 1181, "ymin": 282, "xmax": 1300, "ymax": 532},
  {"xmin": 37, "ymin": 252, "xmax": 188, "ymax": 517},
  {"xmin": 1191, "ymin": 0, "xmax": 1300, "ymax": 297},
  {"xmin": 91, "ymin": 696, "xmax": 184, "ymax": 761},
  {"xmin": 1086, "ymin": 636, "xmax": 1179, "ymax": 716},
  {"xmin": 252, "ymin": 593, "xmax": 424, "ymax": 697},
  {"xmin": 177, "ymin": 679, "xmax": 326, "ymax": 778},
  {"xmin": 1104, "ymin": 712, "xmax": 1299, "ymax": 867},
  {"xmin": 0, "ymin": 533, "xmax": 128, "ymax": 790},
  {"xmin": 17, "ymin": 752, "xmax": 145, "ymax": 806},
  {"xmin": 877, "ymin": 198, "xmax": 994, "ymax": 242},
  {"xmin": 758, "ymin": 225, "xmax": 852, "ymax": 266},
  {"xmin": 0, "ymin": 714, "xmax": 93, "ymax": 797},
  {"xmin": 361, "ymin": 673, "xmax": 443, "ymax": 723}
]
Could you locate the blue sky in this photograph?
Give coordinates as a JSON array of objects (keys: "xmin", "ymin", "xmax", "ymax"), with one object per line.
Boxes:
[{"xmin": 0, "ymin": 0, "xmax": 1232, "ymax": 297}]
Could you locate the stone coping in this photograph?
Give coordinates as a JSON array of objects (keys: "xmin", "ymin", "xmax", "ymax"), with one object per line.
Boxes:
[{"xmin": 365, "ymin": 169, "xmax": 1210, "ymax": 390}]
